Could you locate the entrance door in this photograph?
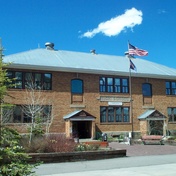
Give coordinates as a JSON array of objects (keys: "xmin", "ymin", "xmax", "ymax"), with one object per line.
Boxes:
[
  {"xmin": 72, "ymin": 121, "xmax": 91, "ymax": 139},
  {"xmin": 149, "ymin": 120, "xmax": 163, "ymax": 135}
]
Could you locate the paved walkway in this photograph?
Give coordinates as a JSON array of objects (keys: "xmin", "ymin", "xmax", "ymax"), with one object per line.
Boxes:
[
  {"xmin": 35, "ymin": 143, "xmax": 176, "ymax": 176},
  {"xmin": 109, "ymin": 142, "xmax": 176, "ymax": 156}
]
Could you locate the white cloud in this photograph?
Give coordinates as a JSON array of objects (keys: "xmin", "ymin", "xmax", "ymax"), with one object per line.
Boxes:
[{"xmin": 81, "ymin": 7, "xmax": 143, "ymax": 38}]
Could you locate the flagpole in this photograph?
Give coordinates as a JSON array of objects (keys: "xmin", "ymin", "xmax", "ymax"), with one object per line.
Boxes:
[
  {"xmin": 127, "ymin": 40, "xmax": 134, "ymax": 138},
  {"xmin": 129, "ymin": 63, "xmax": 133, "ymax": 139},
  {"xmin": 127, "ymin": 41, "xmax": 148, "ymax": 139},
  {"xmin": 127, "ymin": 41, "xmax": 134, "ymax": 139}
]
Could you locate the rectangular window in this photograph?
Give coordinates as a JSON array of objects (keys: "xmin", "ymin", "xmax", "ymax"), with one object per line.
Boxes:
[
  {"xmin": 71, "ymin": 79, "xmax": 83, "ymax": 94},
  {"xmin": 168, "ymin": 107, "xmax": 176, "ymax": 122},
  {"xmin": 142, "ymin": 83, "xmax": 152, "ymax": 96},
  {"xmin": 166, "ymin": 81, "xmax": 176, "ymax": 95},
  {"xmin": 4, "ymin": 105, "xmax": 52, "ymax": 123},
  {"xmin": 100, "ymin": 106, "xmax": 130, "ymax": 123},
  {"xmin": 6, "ymin": 71, "xmax": 52, "ymax": 90},
  {"xmin": 99, "ymin": 76, "xmax": 129, "ymax": 93}
]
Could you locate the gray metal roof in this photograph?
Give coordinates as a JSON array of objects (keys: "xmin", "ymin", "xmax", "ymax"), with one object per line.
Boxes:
[
  {"xmin": 4, "ymin": 48, "xmax": 176, "ymax": 79},
  {"xmin": 63, "ymin": 110, "xmax": 82, "ymax": 120},
  {"xmin": 138, "ymin": 109, "xmax": 166, "ymax": 120},
  {"xmin": 63, "ymin": 110, "xmax": 96, "ymax": 121},
  {"xmin": 138, "ymin": 110, "xmax": 156, "ymax": 120}
]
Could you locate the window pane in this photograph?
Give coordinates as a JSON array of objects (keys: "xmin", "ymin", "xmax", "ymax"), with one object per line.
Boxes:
[
  {"xmin": 100, "ymin": 77, "xmax": 106, "ymax": 92},
  {"xmin": 168, "ymin": 108, "xmax": 171, "ymax": 115},
  {"xmin": 114, "ymin": 78, "xmax": 120, "ymax": 93},
  {"xmin": 122, "ymin": 79, "xmax": 128, "ymax": 93},
  {"xmin": 172, "ymin": 82, "xmax": 176, "ymax": 88},
  {"xmin": 43, "ymin": 105, "xmax": 52, "ymax": 122},
  {"xmin": 23, "ymin": 113, "xmax": 32, "ymax": 123},
  {"xmin": 165, "ymin": 81, "xmax": 176, "ymax": 95},
  {"xmin": 13, "ymin": 106, "xmax": 22, "ymax": 123},
  {"xmin": 15, "ymin": 81, "xmax": 22, "ymax": 89},
  {"xmin": 168, "ymin": 107, "xmax": 176, "ymax": 122},
  {"xmin": 35, "ymin": 73, "xmax": 42, "ymax": 89},
  {"xmin": 71, "ymin": 79, "xmax": 83, "ymax": 94},
  {"xmin": 14, "ymin": 72, "xmax": 22, "ymax": 89},
  {"xmin": 173, "ymin": 108, "xmax": 176, "ymax": 114},
  {"xmin": 25, "ymin": 72, "xmax": 32, "ymax": 81},
  {"xmin": 171, "ymin": 82, "xmax": 176, "ymax": 95},
  {"xmin": 15, "ymin": 72, "xmax": 22, "ymax": 80},
  {"xmin": 100, "ymin": 107, "xmax": 106, "ymax": 122},
  {"xmin": 25, "ymin": 72, "xmax": 33, "ymax": 88},
  {"xmin": 122, "ymin": 79, "xmax": 128, "ymax": 86},
  {"xmin": 44, "ymin": 73, "xmax": 51, "ymax": 82},
  {"xmin": 108, "ymin": 107, "xmax": 114, "ymax": 122},
  {"xmin": 123, "ymin": 107, "xmax": 129, "ymax": 122},
  {"xmin": 43, "ymin": 73, "xmax": 52, "ymax": 90},
  {"xmin": 166, "ymin": 82, "xmax": 170, "ymax": 88},
  {"xmin": 172, "ymin": 88, "xmax": 176, "ymax": 95},
  {"xmin": 142, "ymin": 83, "xmax": 152, "ymax": 96},
  {"xmin": 6, "ymin": 71, "xmax": 13, "ymax": 79},
  {"xmin": 115, "ymin": 107, "xmax": 122, "ymax": 122},
  {"xmin": 107, "ymin": 78, "xmax": 113, "ymax": 92}
]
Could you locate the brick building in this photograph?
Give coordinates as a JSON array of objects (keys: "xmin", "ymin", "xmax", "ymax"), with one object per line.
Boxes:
[{"xmin": 3, "ymin": 42, "xmax": 176, "ymax": 139}]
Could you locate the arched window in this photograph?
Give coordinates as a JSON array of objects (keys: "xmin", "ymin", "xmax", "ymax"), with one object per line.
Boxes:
[
  {"xmin": 142, "ymin": 83, "xmax": 152, "ymax": 96},
  {"xmin": 71, "ymin": 79, "xmax": 83, "ymax": 94}
]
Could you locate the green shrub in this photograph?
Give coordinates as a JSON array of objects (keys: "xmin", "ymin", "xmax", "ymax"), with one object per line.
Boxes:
[
  {"xmin": 75, "ymin": 143, "xmax": 99, "ymax": 151},
  {"xmin": 0, "ymin": 127, "xmax": 39, "ymax": 176}
]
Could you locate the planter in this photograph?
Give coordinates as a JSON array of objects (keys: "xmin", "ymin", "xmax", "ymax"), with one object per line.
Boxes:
[{"xmin": 29, "ymin": 149, "xmax": 126, "ymax": 163}]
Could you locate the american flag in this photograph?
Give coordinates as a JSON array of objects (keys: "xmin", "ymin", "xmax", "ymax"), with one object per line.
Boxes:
[{"xmin": 129, "ymin": 43, "xmax": 148, "ymax": 56}]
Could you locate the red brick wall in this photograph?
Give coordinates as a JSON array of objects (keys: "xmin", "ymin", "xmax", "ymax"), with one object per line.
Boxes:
[{"xmin": 5, "ymin": 70, "xmax": 176, "ymax": 135}]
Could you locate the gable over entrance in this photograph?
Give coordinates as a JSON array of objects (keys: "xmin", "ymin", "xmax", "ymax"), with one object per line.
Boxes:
[
  {"xmin": 138, "ymin": 109, "xmax": 167, "ymax": 136},
  {"xmin": 63, "ymin": 110, "xmax": 96, "ymax": 139},
  {"xmin": 63, "ymin": 110, "xmax": 96, "ymax": 121},
  {"xmin": 138, "ymin": 109, "xmax": 166, "ymax": 121}
]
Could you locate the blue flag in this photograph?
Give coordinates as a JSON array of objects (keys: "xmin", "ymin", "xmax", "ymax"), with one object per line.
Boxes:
[{"xmin": 130, "ymin": 59, "xmax": 137, "ymax": 71}]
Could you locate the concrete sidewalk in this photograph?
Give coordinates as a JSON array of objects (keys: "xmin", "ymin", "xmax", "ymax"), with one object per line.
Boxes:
[
  {"xmin": 35, "ymin": 154, "xmax": 176, "ymax": 176},
  {"xmin": 43, "ymin": 163, "xmax": 176, "ymax": 176}
]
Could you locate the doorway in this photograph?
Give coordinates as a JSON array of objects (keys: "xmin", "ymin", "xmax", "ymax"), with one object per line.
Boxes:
[
  {"xmin": 148, "ymin": 120, "xmax": 164, "ymax": 135},
  {"xmin": 72, "ymin": 121, "xmax": 91, "ymax": 139}
]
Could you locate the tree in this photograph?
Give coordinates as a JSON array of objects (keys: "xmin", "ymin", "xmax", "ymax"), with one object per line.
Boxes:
[
  {"xmin": 0, "ymin": 127, "xmax": 39, "ymax": 176},
  {"xmin": 0, "ymin": 39, "xmax": 15, "ymax": 144},
  {"xmin": 0, "ymin": 39, "xmax": 39, "ymax": 175},
  {"xmin": 0, "ymin": 39, "xmax": 13, "ymax": 126},
  {"xmin": 21, "ymin": 76, "xmax": 55, "ymax": 143},
  {"xmin": 22, "ymin": 80, "xmax": 46, "ymax": 144}
]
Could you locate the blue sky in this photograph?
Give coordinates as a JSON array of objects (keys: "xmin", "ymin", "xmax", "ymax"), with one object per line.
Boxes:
[{"xmin": 0, "ymin": 0, "xmax": 176, "ymax": 69}]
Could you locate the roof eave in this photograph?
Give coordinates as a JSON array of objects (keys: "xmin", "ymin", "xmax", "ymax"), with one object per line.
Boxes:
[{"xmin": 5, "ymin": 64, "xmax": 176, "ymax": 80}]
